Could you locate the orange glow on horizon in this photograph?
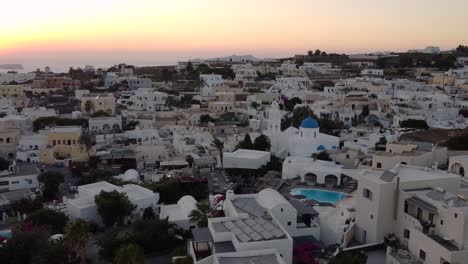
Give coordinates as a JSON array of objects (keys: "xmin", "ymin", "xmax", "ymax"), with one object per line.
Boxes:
[{"xmin": 1, "ymin": 0, "xmax": 468, "ymax": 60}]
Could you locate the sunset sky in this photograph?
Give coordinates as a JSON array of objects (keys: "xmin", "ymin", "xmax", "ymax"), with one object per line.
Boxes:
[{"xmin": 1, "ymin": 0, "xmax": 468, "ymax": 70}]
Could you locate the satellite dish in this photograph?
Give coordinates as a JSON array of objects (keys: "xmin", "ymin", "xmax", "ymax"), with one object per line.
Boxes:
[{"xmin": 448, "ymin": 199, "xmax": 454, "ymax": 207}]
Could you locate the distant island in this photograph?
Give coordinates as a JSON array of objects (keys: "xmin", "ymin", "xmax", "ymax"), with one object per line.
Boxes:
[{"xmin": 0, "ymin": 64, "xmax": 24, "ymax": 70}]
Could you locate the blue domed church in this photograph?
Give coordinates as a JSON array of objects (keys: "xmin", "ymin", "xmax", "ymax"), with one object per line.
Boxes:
[{"xmin": 265, "ymin": 102, "xmax": 339, "ymax": 158}]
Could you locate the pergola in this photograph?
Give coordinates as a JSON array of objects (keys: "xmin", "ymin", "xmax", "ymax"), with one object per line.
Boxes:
[{"xmin": 192, "ymin": 227, "xmax": 213, "ymax": 261}]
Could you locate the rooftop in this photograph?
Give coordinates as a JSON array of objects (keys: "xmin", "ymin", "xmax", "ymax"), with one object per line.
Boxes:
[
  {"xmin": 224, "ymin": 149, "xmax": 270, "ymax": 159},
  {"xmin": 217, "ymin": 254, "xmax": 281, "ymax": 264},
  {"xmin": 49, "ymin": 126, "xmax": 82, "ymax": 133},
  {"xmin": 300, "ymin": 116, "xmax": 319, "ymax": 129},
  {"xmin": 360, "ymin": 164, "xmax": 459, "ymax": 184},
  {"xmin": 211, "ymin": 196, "xmax": 287, "ymax": 243}
]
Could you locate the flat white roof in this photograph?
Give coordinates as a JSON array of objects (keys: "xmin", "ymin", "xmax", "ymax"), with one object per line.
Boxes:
[
  {"xmin": 70, "ymin": 181, "xmax": 157, "ymax": 209},
  {"xmin": 224, "ymin": 149, "xmax": 270, "ymax": 159},
  {"xmin": 50, "ymin": 126, "xmax": 82, "ymax": 133},
  {"xmin": 360, "ymin": 164, "xmax": 459, "ymax": 184}
]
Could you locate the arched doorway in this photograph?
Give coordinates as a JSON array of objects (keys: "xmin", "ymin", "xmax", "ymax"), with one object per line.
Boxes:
[
  {"xmin": 304, "ymin": 173, "xmax": 318, "ymax": 185},
  {"xmin": 451, "ymin": 163, "xmax": 465, "ymax": 177},
  {"xmin": 325, "ymin": 175, "xmax": 339, "ymax": 188},
  {"xmin": 102, "ymin": 124, "xmax": 111, "ymax": 132}
]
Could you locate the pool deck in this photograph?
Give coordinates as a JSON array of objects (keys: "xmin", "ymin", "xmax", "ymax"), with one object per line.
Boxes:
[
  {"xmin": 283, "ymin": 179, "xmax": 355, "ymax": 195},
  {"xmin": 282, "ymin": 179, "xmax": 357, "ymax": 209}
]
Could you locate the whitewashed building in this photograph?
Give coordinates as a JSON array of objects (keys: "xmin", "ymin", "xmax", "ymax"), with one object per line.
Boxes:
[
  {"xmin": 89, "ymin": 116, "xmax": 122, "ymax": 134},
  {"xmin": 223, "ymin": 149, "xmax": 271, "ymax": 170},
  {"xmin": 118, "ymin": 88, "xmax": 169, "ymax": 112},
  {"xmin": 160, "ymin": 195, "xmax": 197, "ymax": 230},
  {"xmin": 66, "ymin": 181, "xmax": 159, "ymax": 225},
  {"xmin": 265, "ymin": 102, "xmax": 339, "ymax": 158}
]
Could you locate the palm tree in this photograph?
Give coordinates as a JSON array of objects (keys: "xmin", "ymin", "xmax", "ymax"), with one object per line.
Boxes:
[
  {"xmin": 79, "ymin": 130, "xmax": 93, "ymax": 159},
  {"xmin": 211, "ymin": 135, "xmax": 224, "ymax": 169},
  {"xmin": 84, "ymin": 100, "xmax": 93, "ymax": 116},
  {"xmin": 114, "ymin": 244, "xmax": 145, "ymax": 264},
  {"xmin": 189, "ymin": 201, "xmax": 210, "ymax": 228},
  {"xmin": 64, "ymin": 219, "xmax": 90, "ymax": 264}
]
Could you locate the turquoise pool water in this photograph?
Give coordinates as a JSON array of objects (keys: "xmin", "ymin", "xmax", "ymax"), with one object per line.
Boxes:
[
  {"xmin": 290, "ymin": 188, "xmax": 348, "ymax": 204},
  {"xmin": 0, "ymin": 229, "xmax": 12, "ymax": 239}
]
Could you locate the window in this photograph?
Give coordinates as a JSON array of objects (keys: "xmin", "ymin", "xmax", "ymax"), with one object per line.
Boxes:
[
  {"xmin": 0, "ymin": 181, "xmax": 8, "ymax": 186},
  {"xmin": 376, "ymin": 162, "xmax": 382, "ymax": 169},
  {"xmin": 454, "ymin": 213, "xmax": 458, "ymax": 219},
  {"xmin": 440, "ymin": 220, "xmax": 444, "ymax": 225},
  {"xmin": 346, "ymin": 154, "xmax": 350, "ymax": 159},
  {"xmin": 11, "ymin": 181, "xmax": 19, "ymax": 184},
  {"xmin": 404, "ymin": 201, "xmax": 409, "ymax": 213},
  {"xmin": 404, "ymin": 229, "xmax": 410, "ymax": 239},
  {"xmin": 287, "ymin": 221, "xmax": 291, "ymax": 226},
  {"xmin": 363, "ymin": 189, "xmax": 372, "ymax": 200},
  {"xmin": 52, "ymin": 140, "xmax": 56, "ymax": 146},
  {"xmin": 419, "ymin": 250, "xmax": 426, "ymax": 261},
  {"xmin": 281, "ymin": 208, "xmax": 283, "ymax": 212}
]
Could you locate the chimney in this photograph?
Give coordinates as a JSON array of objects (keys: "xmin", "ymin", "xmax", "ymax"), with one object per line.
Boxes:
[{"xmin": 226, "ymin": 190, "xmax": 235, "ymax": 200}]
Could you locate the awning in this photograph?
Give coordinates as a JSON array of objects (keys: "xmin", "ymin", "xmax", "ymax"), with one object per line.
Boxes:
[
  {"xmin": 406, "ymin": 197, "xmax": 438, "ymax": 214},
  {"xmin": 192, "ymin": 227, "xmax": 213, "ymax": 242}
]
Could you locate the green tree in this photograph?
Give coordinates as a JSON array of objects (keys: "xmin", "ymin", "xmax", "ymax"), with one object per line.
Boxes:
[
  {"xmin": 292, "ymin": 106, "xmax": 315, "ymax": 128},
  {"xmin": 174, "ymin": 256, "xmax": 194, "ymax": 264},
  {"xmin": 90, "ymin": 110, "xmax": 111, "ymax": 118},
  {"xmin": 95, "ymin": 190, "xmax": 136, "ymax": 227},
  {"xmin": 237, "ymin": 133, "xmax": 254, "ymax": 150},
  {"xmin": 211, "ymin": 135, "xmax": 225, "ymax": 169},
  {"xmin": 26, "ymin": 208, "xmax": 69, "ymax": 234},
  {"xmin": 0, "ymin": 157, "xmax": 10, "ymax": 171},
  {"xmin": 200, "ymin": 114, "xmax": 216, "ymax": 125},
  {"xmin": 79, "ymin": 131, "xmax": 93, "ymax": 160},
  {"xmin": 312, "ymin": 151, "xmax": 332, "ymax": 161},
  {"xmin": 32, "ymin": 240, "xmax": 70, "ymax": 264},
  {"xmin": 284, "ymin": 97, "xmax": 302, "ymax": 112},
  {"xmin": 84, "ymin": 100, "xmax": 93, "ymax": 115},
  {"xmin": 360, "ymin": 105, "xmax": 370, "ymax": 119},
  {"xmin": 97, "ymin": 229, "xmax": 131, "ymax": 261},
  {"xmin": 142, "ymin": 207, "xmax": 155, "ymax": 220},
  {"xmin": 146, "ymin": 178, "xmax": 208, "ymax": 204},
  {"xmin": 375, "ymin": 136, "xmax": 387, "ymax": 151},
  {"xmin": 64, "ymin": 219, "xmax": 91, "ymax": 264},
  {"xmin": 189, "ymin": 201, "xmax": 210, "ymax": 228},
  {"xmin": 0, "ymin": 227, "xmax": 49, "ymax": 264},
  {"xmin": 38, "ymin": 171, "xmax": 65, "ymax": 201},
  {"xmin": 185, "ymin": 61, "xmax": 194, "ymax": 73},
  {"xmin": 400, "ymin": 119, "xmax": 429, "ymax": 129},
  {"xmin": 253, "ymin": 135, "xmax": 271, "ymax": 151},
  {"xmin": 131, "ymin": 219, "xmax": 181, "ymax": 254},
  {"xmin": 10, "ymin": 198, "xmax": 43, "ymax": 215},
  {"xmin": 80, "ymin": 169, "xmax": 113, "ymax": 185},
  {"xmin": 114, "ymin": 244, "xmax": 145, "ymax": 264},
  {"xmin": 186, "ymin": 155, "xmax": 194, "ymax": 167},
  {"xmin": 33, "ymin": 117, "xmax": 88, "ymax": 131}
]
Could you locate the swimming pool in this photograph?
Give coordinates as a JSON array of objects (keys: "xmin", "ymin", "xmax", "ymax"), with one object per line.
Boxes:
[
  {"xmin": 290, "ymin": 188, "xmax": 348, "ymax": 204},
  {"xmin": 0, "ymin": 229, "xmax": 12, "ymax": 239}
]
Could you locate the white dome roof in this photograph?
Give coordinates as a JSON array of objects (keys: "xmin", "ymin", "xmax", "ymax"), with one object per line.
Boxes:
[{"xmin": 123, "ymin": 169, "xmax": 139, "ymax": 180}]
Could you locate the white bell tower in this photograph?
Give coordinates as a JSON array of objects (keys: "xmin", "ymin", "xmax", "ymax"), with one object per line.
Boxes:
[{"xmin": 268, "ymin": 101, "xmax": 281, "ymax": 134}]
